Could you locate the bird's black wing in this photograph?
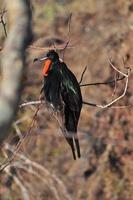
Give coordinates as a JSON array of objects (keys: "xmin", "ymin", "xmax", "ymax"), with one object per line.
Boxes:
[
  {"xmin": 59, "ymin": 62, "xmax": 82, "ymax": 159},
  {"xmin": 59, "ymin": 62, "xmax": 82, "ymax": 112}
]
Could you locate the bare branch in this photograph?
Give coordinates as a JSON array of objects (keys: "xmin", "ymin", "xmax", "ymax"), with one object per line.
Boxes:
[
  {"xmin": 82, "ymin": 101, "xmax": 98, "ymax": 107},
  {"xmin": 62, "ymin": 13, "xmax": 72, "ymax": 61},
  {"xmin": 51, "ymin": 38, "xmax": 57, "ymax": 51},
  {"xmin": 19, "ymin": 100, "xmax": 42, "ymax": 108},
  {"xmin": 0, "ymin": 8, "xmax": 7, "ymax": 37},
  {"xmin": 0, "ymin": 0, "xmax": 32, "ymax": 143},
  {"xmin": 80, "ymin": 75, "xmax": 125, "ymax": 87},
  {"xmin": 111, "ymin": 72, "xmax": 118, "ymax": 98},
  {"xmin": 78, "ymin": 66, "xmax": 87, "ymax": 84},
  {"xmin": 0, "ymin": 98, "xmax": 41, "ymax": 172},
  {"xmin": 4, "ymin": 144, "xmax": 72, "ymax": 200},
  {"xmin": 83, "ymin": 60, "xmax": 131, "ymax": 109},
  {"xmin": 13, "ymin": 123, "xmax": 23, "ymax": 139},
  {"xmin": 4, "ymin": 168, "xmax": 30, "ymax": 200},
  {"xmin": 27, "ymin": 44, "xmax": 74, "ymax": 52},
  {"xmin": 108, "ymin": 59, "xmax": 129, "ymax": 77}
]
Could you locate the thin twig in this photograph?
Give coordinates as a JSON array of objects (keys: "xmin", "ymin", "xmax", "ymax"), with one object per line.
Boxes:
[
  {"xmin": 19, "ymin": 100, "xmax": 42, "ymax": 108},
  {"xmin": 83, "ymin": 60, "xmax": 131, "ymax": 109},
  {"xmin": 4, "ymin": 168, "xmax": 30, "ymax": 200},
  {"xmin": 0, "ymin": 97, "xmax": 42, "ymax": 172},
  {"xmin": 13, "ymin": 123, "xmax": 23, "ymax": 139},
  {"xmin": 78, "ymin": 66, "xmax": 87, "ymax": 84},
  {"xmin": 108, "ymin": 59, "xmax": 129, "ymax": 77},
  {"xmin": 80, "ymin": 75, "xmax": 125, "ymax": 87},
  {"xmin": 14, "ymin": 164, "xmax": 60, "ymax": 200},
  {"xmin": 83, "ymin": 102, "xmax": 133, "ymax": 109},
  {"xmin": 111, "ymin": 72, "xmax": 118, "ymax": 98},
  {"xmin": 0, "ymin": 9, "xmax": 7, "ymax": 37},
  {"xmin": 82, "ymin": 102, "xmax": 98, "ymax": 107},
  {"xmin": 51, "ymin": 39, "xmax": 57, "ymax": 51},
  {"xmin": 62, "ymin": 13, "xmax": 72, "ymax": 61},
  {"xmin": 5, "ymin": 144, "xmax": 72, "ymax": 200},
  {"xmin": 27, "ymin": 44, "xmax": 74, "ymax": 52}
]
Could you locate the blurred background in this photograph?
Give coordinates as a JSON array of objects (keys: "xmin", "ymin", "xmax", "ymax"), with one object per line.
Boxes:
[{"xmin": 0, "ymin": 0, "xmax": 133, "ymax": 199}]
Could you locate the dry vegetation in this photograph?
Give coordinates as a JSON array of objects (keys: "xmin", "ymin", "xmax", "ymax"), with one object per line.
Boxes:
[{"xmin": 0, "ymin": 0, "xmax": 133, "ymax": 199}]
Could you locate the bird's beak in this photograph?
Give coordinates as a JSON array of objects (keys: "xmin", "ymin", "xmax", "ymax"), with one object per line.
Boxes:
[
  {"xmin": 33, "ymin": 56, "xmax": 48, "ymax": 63},
  {"xmin": 33, "ymin": 56, "xmax": 51, "ymax": 76},
  {"xmin": 34, "ymin": 57, "xmax": 63, "ymax": 62},
  {"xmin": 39, "ymin": 56, "xmax": 48, "ymax": 61}
]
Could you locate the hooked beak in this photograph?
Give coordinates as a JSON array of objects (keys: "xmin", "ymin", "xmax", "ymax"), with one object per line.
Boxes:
[
  {"xmin": 33, "ymin": 56, "xmax": 48, "ymax": 63},
  {"xmin": 39, "ymin": 56, "xmax": 48, "ymax": 61},
  {"xmin": 33, "ymin": 56, "xmax": 51, "ymax": 76},
  {"xmin": 33, "ymin": 56, "xmax": 63, "ymax": 63},
  {"xmin": 33, "ymin": 55, "xmax": 63, "ymax": 77}
]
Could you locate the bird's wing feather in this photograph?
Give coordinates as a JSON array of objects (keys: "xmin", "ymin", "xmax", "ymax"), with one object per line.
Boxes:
[{"xmin": 60, "ymin": 63, "xmax": 82, "ymax": 112}]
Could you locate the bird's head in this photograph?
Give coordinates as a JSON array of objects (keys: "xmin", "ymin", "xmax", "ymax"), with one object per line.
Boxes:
[
  {"xmin": 34, "ymin": 50, "xmax": 62, "ymax": 76},
  {"xmin": 46, "ymin": 50, "xmax": 59, "ymax": 62}
]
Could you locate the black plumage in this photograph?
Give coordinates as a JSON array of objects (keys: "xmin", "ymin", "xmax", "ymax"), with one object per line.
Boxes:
[{"xmin": 39, "ymin": 50, "xmax": 82, "ymax": 159}]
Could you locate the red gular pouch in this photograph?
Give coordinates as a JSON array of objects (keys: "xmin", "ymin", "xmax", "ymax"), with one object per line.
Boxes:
[{"xmin": 42, "ymin": 59, "xmax": 52, "ymax": 76}]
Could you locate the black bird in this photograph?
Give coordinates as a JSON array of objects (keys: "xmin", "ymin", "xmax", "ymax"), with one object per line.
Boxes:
[{"xmin": 34, "ymin": 50, "xmax": 82, "ymax": 160}]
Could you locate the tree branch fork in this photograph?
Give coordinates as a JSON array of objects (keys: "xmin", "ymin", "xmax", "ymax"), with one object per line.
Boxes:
[{"xmin": 20, "ymin": 59, "xmax": 131, "ymax": 110}]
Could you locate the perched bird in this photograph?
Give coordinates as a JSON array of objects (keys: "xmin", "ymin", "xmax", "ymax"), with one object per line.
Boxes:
[{"xmin": 34, "ymin": 50, "xmax": 82, "ymax": 160}]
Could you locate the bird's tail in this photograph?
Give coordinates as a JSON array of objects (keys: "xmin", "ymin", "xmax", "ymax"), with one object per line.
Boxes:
[
  {"xmin": 64, "ymin": 109, "xmax": 81, "ymax": 160},
  {"xmin": 64, "ymin": 132, "xmax": 81, "ymax": 160},
  {"xmin": 54, "ymin": 109, "xmax": 81, "ymax": 160}
]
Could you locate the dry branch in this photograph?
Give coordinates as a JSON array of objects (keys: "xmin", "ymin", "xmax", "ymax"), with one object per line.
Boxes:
[
  {"xmin": 4, "ymin": 144, "xmax": 72, "ymax": 200},
  {"xmin": 19, "ymin": 100, "xmax": 42, "ymax": 108},
  {"xmin": 20, "ymin": 58, "xmax": 131, "ymax": 110},
  {"xmin": 83, "ymin": 59, "xmax": 131, "ymax": 109},
  {"xmin": 78, "ymin": 66, "xmax": 87, "ymax": 84},
  {"xmin": 0, "ymin": 97, "xmax": 41, "ymax": 172},
  {"xmin": 0, "ymin": 0, "xmax": 32, "ymax": 143},
  {"xmin": 80, "ymin": 75, "xmax": 125, "ymax": 87},
  {"xmin": 62, "ymin": 13, "xmax": 72, "ymax": 61},
  {"xmin": 27, "ymin": 44, "xmax": 74, "ymax": 52},
  {"xmin": 0, "ymin": 9, "xmax": 7, "ymax": 37},
  {"xmin": 4, "ymin": 167, "xmax": 30, "ymax": 200}
]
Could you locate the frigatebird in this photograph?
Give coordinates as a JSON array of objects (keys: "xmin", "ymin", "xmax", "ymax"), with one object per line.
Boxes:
[{"xmin": 34, "ymin": 50, "xmax": 82, "ymax": 160}]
